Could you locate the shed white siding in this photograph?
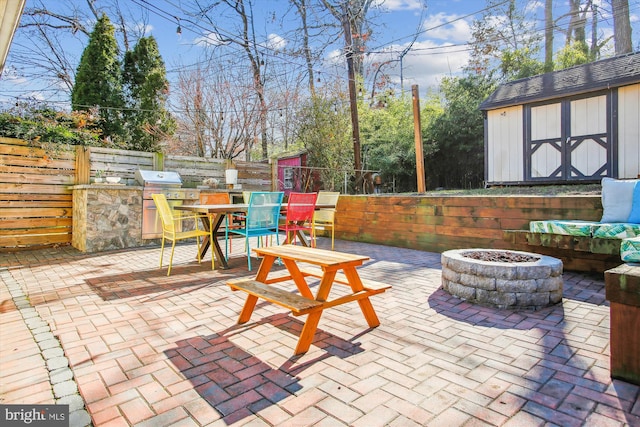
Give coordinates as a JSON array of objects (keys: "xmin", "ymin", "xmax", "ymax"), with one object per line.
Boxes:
[
  {"xmin": 486, "ymin": 106, "xmax": 523, "ymax": 183},
  {"xmin": 618, "ymin": 83, "xmax": 640, "ymax": 178}
]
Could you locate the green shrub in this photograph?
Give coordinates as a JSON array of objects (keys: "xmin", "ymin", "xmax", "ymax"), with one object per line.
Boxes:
[{"xmin": 0, "ymin": 103, "xmax": 109, "ymax": 147}]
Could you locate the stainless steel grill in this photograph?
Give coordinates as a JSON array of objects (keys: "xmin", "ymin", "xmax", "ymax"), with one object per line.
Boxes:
[{"xmin": 136, "ymin": 170, "xmax": 200, "ymax": 239}]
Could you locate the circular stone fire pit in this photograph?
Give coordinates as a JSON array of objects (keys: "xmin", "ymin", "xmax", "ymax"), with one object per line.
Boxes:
[{"xmin": 441, "ymin": 249, "xmax": 563, "ymax": 310}]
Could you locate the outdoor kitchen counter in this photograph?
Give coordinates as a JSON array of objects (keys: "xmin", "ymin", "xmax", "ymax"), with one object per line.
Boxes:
[{"xmin": 71, "ymin": 185, "xmax": 148, "ymax": 253}]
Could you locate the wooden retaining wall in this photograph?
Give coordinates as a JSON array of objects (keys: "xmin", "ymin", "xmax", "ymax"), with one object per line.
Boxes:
[{"xmin": 334, "ymin": 194, "xmax": 616, "ymax": 273}]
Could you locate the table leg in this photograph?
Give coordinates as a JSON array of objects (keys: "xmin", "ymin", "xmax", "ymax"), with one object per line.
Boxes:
[
  {"xmin": 209, "ymin": 214, "xmax": 228, "ymax": 269},
  {"xmin": 291, "ymin": 269, "xmax": 336, "ymax": 354},
  {"xmin": 255, "ymin": 255, "xmax": 276, "ymax": 283},
  {"xmin": 296, "ymin": 229, "xmax": 312, "ymax": 247},
  {"xmin": 343, "ymin": 266, "xmax": 381, "ymax": 328},
  {"xmin": 238, "ymin": 295, "xmax": 259, "ymax": 324},
  {"xmin": 237, "ymin": 255, "xmax": 277, "ymax": 325},
  {"xmin": 198, "ymin": 214, "xmax": 229, "ymax": 269},
  {"xmin": 196, "ymin": 215, "xmax": 211, "ymax": 259},
  {"xmin": 295, "ymin": 311, "xmax": 323, "ymax": 354},
  {"xmin": 281, "ymin": 258, "xmax": 314, "ymax": 299}
]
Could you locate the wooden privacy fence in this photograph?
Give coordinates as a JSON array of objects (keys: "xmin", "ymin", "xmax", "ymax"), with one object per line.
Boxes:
[
  {"xmin": 0, "ymin": 137, "xmax": 76, "ymax": 249},
  {"xmin": 0, "ymin": 137, "xmax": 273, "ymax": 250}
]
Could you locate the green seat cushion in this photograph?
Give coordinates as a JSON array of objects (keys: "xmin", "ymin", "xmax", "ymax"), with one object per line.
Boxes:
[{"xmin": 529, "ymin": 220, "xmax": 597, "ymax": 237}]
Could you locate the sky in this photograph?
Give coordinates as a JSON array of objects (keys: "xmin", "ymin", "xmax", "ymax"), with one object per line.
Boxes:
[{"xmin": 1, "ymin": 0, "xmax": 639, "ymax": 110}]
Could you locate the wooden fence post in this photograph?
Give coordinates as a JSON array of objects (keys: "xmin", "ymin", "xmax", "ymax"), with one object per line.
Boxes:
[
  {"xmin": 75, "ymin": 145, "xmax": 90, "ymax": 184},
  {"xmin": 153, "ymin": 152, "xmax": 164, "ymax": 171},
  {"xmin": 271, "ymin": 158, "xmax": 278, "ymax": 191}
]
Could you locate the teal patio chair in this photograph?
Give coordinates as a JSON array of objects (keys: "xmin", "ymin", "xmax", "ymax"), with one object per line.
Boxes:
[{"xmin": 225, "ymin": 191, "xmax": 284, "ymax": 270}]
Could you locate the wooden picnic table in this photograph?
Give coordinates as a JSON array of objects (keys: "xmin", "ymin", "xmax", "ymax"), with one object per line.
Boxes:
[
  {"xmin": 226, "ymin": 244, "xmax": 391, "ymax": 354},
  {"xmin": 176, "ymin": 202, "xmax": 334, "ymax": 269}
]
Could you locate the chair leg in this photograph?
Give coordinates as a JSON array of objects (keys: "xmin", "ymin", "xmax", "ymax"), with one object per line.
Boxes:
[
  {"xmin": 195, "ymin": 236, "xmax": 202, "ymax": 264},
  {"xmin": 224, "ymin": 216, "xmax": 233, "ymax": 253},
  {"xmin": 159, "ymin": 237, "xmax": 166, "ymax": 268},
  {"xmin": 168, "ymin": 241, "xmax": 177, "ymax": 276},
  {"xmin": 246, "ymin": 236, "xmax": 252, "ymax": 271},
  {"xmin": 210, "ymin": 236, "xmax": 215, "ymax": 270},
  {"xmin": 331, "ymin": 226, "xmax": 334, "ymax": 250},
  {"xmin": 225, "ymin": 230, "xmax": 229, "ymax": 262}
]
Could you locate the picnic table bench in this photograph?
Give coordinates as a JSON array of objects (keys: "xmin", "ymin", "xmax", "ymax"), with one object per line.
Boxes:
[{"xmin": 226, "ymin": 244, "xmax": 391, "ymax": 354}]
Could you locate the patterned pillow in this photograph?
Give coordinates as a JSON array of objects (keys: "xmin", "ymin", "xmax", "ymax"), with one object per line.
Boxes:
[
  {"xmin": 592, "ymin": 223, "xmax": 640, "ymax": 239},
  {"xmin": 621, "ymin": 236, "xmax": 640, "ymax": 263}
]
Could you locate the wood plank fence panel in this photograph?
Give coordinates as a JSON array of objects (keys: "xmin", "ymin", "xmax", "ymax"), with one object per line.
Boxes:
[
  {"xmin": 0, "ymin": 137, "xmax": 74, "ymax": 249},
  {"xmin": 88, "ymin": 147, "xmax": 154, "ymax": 185}
]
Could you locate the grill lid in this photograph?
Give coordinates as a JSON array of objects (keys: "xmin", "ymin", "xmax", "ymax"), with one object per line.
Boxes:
[{"xmin": 135, "ymin": 170, "xmax": 182, "ymax": 186}]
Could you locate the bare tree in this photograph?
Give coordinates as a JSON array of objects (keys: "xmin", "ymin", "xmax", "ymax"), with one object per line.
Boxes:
[
  {"xmin": 190, "ymin": 0, "xmax": 270, "ymax": 160},
  {"xmin": 172, "ymin": 62, "xmax": 260, "ymax": 161}
]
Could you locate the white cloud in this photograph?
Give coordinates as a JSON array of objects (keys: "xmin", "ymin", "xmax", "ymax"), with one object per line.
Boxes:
[
  {"xmin": 524, "ymin": 0, "xmax": 544, "ymax": 14},
  {"xmin": 194, "ymin": 32, "xmax": 230, "ymax": 47},
  {"xmin": 24, "ymin": 91, "xmax": 46, "ymax": 101},
  {"xmin": 1, "ymin": 68, "xmax": 28, "ymax": 85},
  {"xmin": 365, "ymin": 40, "xmax": 469, "ymax": 91},
  {"xmin": 129, "ymin": 21, "xmax": 153, "ymax": 36},
  {"xmin": 380, "ymin": 0, "xmax": 425, "ymax": 12},
  {"xmin": 422, "ymin": 13, "xmax": 472, "ymax": 43},
  {"xmin": 267, "ymin": 33, "xmax": 287, "ymax": 51}
]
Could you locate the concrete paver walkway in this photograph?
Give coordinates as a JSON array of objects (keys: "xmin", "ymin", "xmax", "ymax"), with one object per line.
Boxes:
[{"xmin": 1, "ymin": 238, "xmax": 639, "ymax": 426}]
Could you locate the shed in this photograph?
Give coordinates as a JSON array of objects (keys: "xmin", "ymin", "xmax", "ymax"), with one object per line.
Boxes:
[
  {"xmin": 276, "ymin": 150, "xmax": 321, "ymax": 196},
  {"xmin": 479, "ymin": 51, "xmax": 640, "ymax": 186}
]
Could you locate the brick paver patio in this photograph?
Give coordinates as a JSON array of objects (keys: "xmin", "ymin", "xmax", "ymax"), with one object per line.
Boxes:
[{"xmin": 1, "ymin": 237, "xmax": 639, "ymax": 426}]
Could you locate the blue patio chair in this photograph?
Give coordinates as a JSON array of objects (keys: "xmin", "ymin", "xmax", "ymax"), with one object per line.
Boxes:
[{"xmin": 225, "ymin": 191, "xmax": 284, "ymax": 270}]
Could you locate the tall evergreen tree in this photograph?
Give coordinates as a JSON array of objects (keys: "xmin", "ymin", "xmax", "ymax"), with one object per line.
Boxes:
[
  {"xmin": 71, "ymin": 14, "xmax": 124, "ymax": 144},
  {"xmin": 123, "ymin": 36, "xmax": 175, "ymax": 152}
]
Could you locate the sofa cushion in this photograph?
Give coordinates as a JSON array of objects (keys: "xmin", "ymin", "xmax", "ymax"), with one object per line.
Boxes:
[
  {"xmin": 593, "ymin": 223, "xmax": 640, "ymax": 239},
  {"xmin": 621, "ymin": 236, "xmax": 640, "ymax": 263},
  {"xmin": 529, "ymin": 220, "xmax": 597, "ymax": 237},
  {"xmin": 600, "ymin": 177, "xmax": 639, "ymax": 223},
  {"xmin": 627, "ymin": 183, "xmax": 640, "ymax": 223}
]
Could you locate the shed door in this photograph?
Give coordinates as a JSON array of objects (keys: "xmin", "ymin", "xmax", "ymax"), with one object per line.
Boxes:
[{"xmin": 525, "ymin": 93, "xmax": 612, "ymax": 181}]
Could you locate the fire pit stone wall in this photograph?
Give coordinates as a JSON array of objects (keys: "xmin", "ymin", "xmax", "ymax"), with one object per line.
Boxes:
[{"xmin": 441, "ymin": 249, "xmax": 563, "ymax": 310}]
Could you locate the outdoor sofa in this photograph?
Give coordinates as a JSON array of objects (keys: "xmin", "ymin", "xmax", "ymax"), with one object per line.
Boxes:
[{"xmin": 529, "ymin": 177, "xmax": 640, "ymax": 263}]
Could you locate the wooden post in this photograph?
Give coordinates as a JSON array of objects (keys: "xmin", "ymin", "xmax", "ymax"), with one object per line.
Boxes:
[
  {"xmin": 153, "ymin": 152, "xmax": 164, "ymax": 171},
  {"xmin": 75, "ymin": 145, "xmax": 90, "ymax": 184},
  {"xmin": 271, "ymin": 158, "xmax": 278, "ymax": 191},
  {"xmin": 412, "ymin": 85, "xmax": 426, "ymax": 193}
]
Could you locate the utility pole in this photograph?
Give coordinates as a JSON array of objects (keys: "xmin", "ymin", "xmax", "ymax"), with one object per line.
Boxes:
[{"xmin": 343, "ymin": 13, "xmax": 362, "ymax": 188}]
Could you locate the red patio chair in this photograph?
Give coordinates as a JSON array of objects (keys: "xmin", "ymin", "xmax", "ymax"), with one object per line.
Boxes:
[{"xmin": 279, "ymin": 192, "xmax": 318, "ymax": 246}]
